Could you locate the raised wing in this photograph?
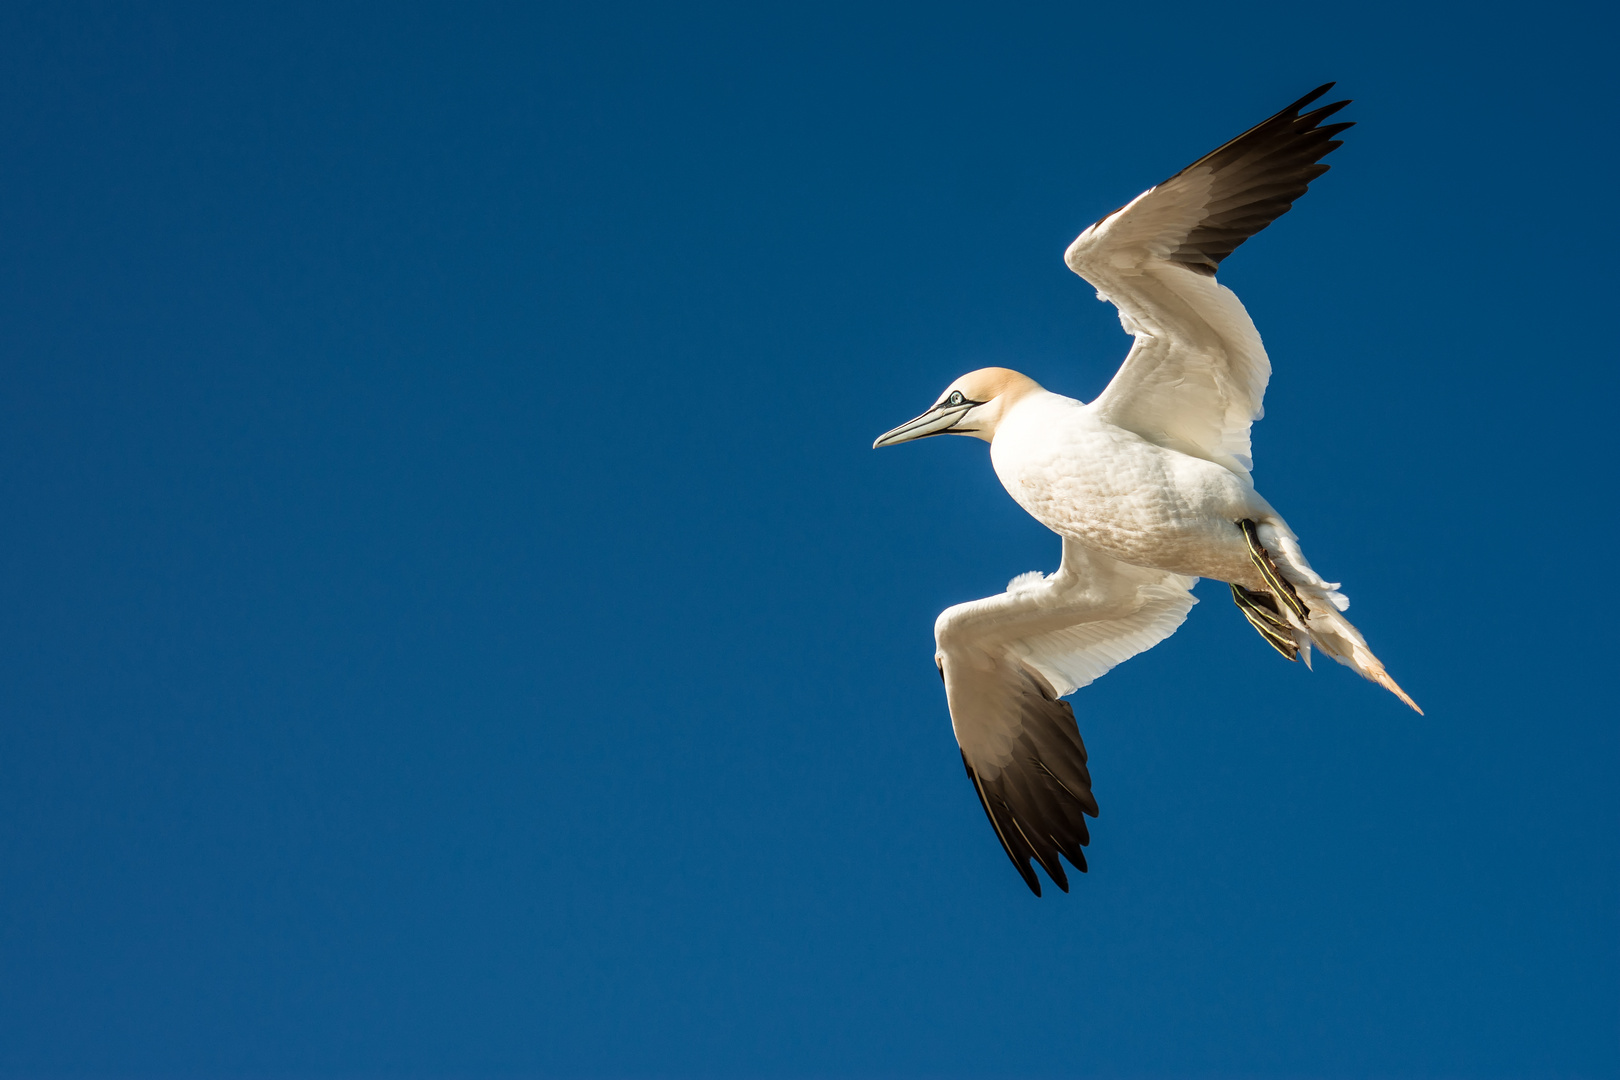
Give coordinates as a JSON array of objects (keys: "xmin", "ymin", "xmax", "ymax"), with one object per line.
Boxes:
[
  {"xmin": 1064, "ymin": 84, "xmax": 1353, "ymax": 477},
  {"xmin": 934, "ymin": 540, "xmax": 1197, "ymax": 895}
]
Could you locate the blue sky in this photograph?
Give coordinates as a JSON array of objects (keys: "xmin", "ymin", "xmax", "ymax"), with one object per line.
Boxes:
[{"xmin": 0, "ymin": 1, "xmax": 1615, "ymax": 1077}]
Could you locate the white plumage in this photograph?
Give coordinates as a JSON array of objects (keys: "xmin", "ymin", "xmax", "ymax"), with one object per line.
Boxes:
[{"xmin": 873, "ymin": 84, "xmax": 1418, "ymax": 896}]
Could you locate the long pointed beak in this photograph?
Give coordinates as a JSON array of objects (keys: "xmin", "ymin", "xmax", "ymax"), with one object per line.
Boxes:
[{"xmin": 872, "ymin": 405, "xmax": 973, "ymax": 448}]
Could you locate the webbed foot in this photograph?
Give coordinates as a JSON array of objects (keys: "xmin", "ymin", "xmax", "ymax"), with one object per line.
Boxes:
[
  {"xmin": 1238, "ymin": 519, "xmax": 1309, "ymax": 620},
  {"xmin": 1230, "ymin": 582, "xmax": 1299, "ymax": 661}
]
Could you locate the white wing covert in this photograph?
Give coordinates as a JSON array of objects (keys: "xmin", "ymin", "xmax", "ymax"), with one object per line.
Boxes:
[
  {"xmin": 934, "ymin": 540, "xmax": 1197, "ymax": 895},
  {"xmin": 1064, "ymin": 84, "xmax": 1353, "ymax": 477}
]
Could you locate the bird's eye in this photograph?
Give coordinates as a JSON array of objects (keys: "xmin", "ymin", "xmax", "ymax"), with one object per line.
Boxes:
[{"xmin": 948, "ymin": 391, "xmax": 965, "ymax": 405}]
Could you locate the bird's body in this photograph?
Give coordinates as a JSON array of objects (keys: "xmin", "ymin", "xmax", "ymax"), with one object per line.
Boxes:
[
  {"xmin": 873, "ymin": 85, "xmax": 1420, "ymax": 896},
  {"xmin": 990, "ymin": 389, "xmax": 1268, "ymax": 584}
]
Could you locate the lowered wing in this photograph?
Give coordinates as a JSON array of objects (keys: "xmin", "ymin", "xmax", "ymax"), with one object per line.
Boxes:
[
  {"xmin": 1064, "ymin": 84, "xmax": 1353, "ymax": 477},
  {"xmin": 934, "ymin": 540, "xmax": 1197, "ymax": 895}
]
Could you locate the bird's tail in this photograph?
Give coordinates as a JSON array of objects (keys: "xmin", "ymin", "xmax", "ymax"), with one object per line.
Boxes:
[{"xmin": 1252, "ymin": 520, "xmax": 1423, "ymax": 715}]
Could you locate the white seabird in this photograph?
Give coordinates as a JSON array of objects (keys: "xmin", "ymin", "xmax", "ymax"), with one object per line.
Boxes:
[{"xmin": 874, "ymin": 84, "xmax": 1419, "ymax": 897}]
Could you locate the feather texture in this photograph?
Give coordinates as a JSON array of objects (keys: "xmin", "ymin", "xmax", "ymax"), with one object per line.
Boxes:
[{"xmin": 935, "ymin": 541, "xmax": 1196, "ymax": 894}]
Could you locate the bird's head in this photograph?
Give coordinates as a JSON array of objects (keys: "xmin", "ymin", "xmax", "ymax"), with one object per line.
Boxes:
[{"xmin": 872, "ymin": 367, "xmax": 1042, "ymax": 448}]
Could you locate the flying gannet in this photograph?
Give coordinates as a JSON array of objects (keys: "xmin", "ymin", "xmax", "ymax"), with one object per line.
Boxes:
[{"xmin": 874, "ymin": 84, "xmax": 1419, "ymax": 897}]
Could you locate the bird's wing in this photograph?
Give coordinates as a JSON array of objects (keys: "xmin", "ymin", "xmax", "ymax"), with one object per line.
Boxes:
[
  {"xmin": 934, "ymin": 539, "xmax": 1198, "ymax": 895},
  {"xmin": 1063, "ymin": 84, "xmax": 1352, "ymax": 477}
]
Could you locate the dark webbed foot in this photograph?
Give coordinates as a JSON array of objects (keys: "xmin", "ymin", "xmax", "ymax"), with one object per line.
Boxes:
[
  {"xmin": 1232, "ymin": 519, "xmax": 1311, "ymax": 662},
  {"xmin": 1230, "ymin": 582, "xmax": 1299, "ymax": 661},
  {"xmin": 1238, "ymin": 519, "xmax": 1309, "ymax": 620}
]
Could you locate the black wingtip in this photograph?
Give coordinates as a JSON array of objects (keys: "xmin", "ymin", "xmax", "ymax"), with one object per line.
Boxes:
[
  {"xmin": 1302, "ymin": 100, "xmax": 1353, "ymax": 127},
  {"xmin": 1040, "ymin": 853, "xmax": 1071, "ymax": 893},
  {"xmin": 955, "ymin": 669, "xmax": 1100, "ymax": 899},
  {"xmin": 1141, "ymin": 82, "xmax": 1357, "ymax": 275},
  {"xmin": 1292, "ymin": 82, "xmax": 1337, "ymax": 112}
]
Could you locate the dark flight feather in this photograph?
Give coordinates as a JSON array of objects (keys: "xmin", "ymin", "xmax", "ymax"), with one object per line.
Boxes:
[
  {"xmin": 1163, "ymin": 83, "xmax": 1352, "ymax": 275},
  {"xmin": 960, "ymin": 664, "xmax": 1098, "ymax": 897},
  {"xmin": 1093, "ymin": 83, "xmax": 1354, "ymax": 276}
]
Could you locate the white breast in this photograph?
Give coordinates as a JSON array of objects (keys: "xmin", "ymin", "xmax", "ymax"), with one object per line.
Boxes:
[{"xmin": 989, "ymin": 390, "xmax": 1265, "ymax": 579}]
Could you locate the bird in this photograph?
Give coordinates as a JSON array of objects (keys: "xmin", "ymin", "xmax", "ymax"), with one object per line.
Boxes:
[{"xmin": 872, "ymin": 84, "xmax": 1419, "ymax": 897}]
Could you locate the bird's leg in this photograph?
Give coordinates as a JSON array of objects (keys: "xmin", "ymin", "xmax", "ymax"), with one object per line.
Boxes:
[
  {"xmin": 1237, "ymin": 519, "xmax": 1309, "ymax": 621},
  {"xmin": 1230, "ymin": 583, "xmax": 1299, "ymax": 661}
]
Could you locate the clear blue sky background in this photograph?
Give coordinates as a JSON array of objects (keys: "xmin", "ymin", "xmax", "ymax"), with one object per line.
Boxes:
[{"xmin": 0, "ymin": 2, "xmax": 1614, "ymax": 1077}]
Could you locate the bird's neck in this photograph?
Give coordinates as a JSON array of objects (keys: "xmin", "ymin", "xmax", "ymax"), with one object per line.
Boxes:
[{"xmin": 975, "ymin": 386, "xmax": 1071, "ymax": 444}]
